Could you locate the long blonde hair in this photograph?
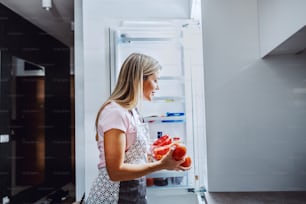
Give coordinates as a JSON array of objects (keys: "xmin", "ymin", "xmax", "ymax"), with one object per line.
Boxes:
[{"xmin": 95, "ymin": 53, "xmax": 161, "ymax": 139}]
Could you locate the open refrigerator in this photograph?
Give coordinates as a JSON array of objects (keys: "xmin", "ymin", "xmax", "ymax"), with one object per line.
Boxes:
[{"xmin": 109, "ymin": 21, "xmax": 207, "ymax": 204}]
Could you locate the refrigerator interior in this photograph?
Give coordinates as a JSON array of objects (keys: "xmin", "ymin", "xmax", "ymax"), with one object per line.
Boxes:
[{"xmin": 109, "ymin": 21, "xmax": 206, "ymax": 203}]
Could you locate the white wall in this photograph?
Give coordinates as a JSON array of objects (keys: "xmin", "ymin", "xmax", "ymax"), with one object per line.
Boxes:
[
  {"xmin": 202, "ymin": 0, "xmax": 306, "ymax": 191},
  {"xmin": 75, "ymin": 0, "xmax": 191, "ymax": 200},
  {"xmin": 258, "ymin": 0, "xmax": 306, "ymax": 57}
]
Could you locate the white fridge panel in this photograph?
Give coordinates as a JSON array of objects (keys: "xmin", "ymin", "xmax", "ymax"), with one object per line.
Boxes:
[
  {"xmin": 154, "ymin": 80, "xmax": 185, "ymax": 97},
  {"xmin": 116, "ymin": 43, "xmax": 183, "ymax": 78},
  {"xmin": 160, "ymin": 64, "xmax": 184, "ymax": 77}
]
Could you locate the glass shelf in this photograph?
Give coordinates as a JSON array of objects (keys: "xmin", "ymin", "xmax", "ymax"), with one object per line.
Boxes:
[
  {"xmin": 151, "ymin": 96, "xmax": 185, "ymax": 103},
  {"xmin": 147, "ymin": 170, "xmax": 187, "ymax": 178},
  {"xmin": 146, "ymin": 170, "xmax": 188, "ymax": 188},
  {"xmin": 159, "ymin": 76, "xmax": 185, "ymax": 81},
  {"xmin": 144, "ymin": 116, "xmax": 185, "ymax": 124}
]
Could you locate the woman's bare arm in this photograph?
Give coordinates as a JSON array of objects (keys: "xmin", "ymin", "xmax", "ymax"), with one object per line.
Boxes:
[{"xmin": 104, "ymin": 128, "xmax": 185, "ymax": 181}]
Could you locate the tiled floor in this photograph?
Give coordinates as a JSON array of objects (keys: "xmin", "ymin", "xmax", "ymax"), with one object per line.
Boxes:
[
  {"xmin": 33, "ymin": 183, "xmax": 76, "ymax": 204},
  {"xmin": 205, "ymin": 191, "xmax": 306, "ymax": 204},
  {"xmin": 32, "ymin": 183, "xmax": 306, "ymax": 204}
]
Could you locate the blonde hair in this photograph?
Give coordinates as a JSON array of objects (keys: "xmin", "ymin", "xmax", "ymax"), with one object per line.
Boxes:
[{"xmin": 95, "ymin": 53, "xmax": 161, "ymax": 139}]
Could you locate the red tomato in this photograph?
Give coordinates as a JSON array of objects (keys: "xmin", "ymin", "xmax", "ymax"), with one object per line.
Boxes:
[
  {"xmin": 153, "ymin": 135, "xmax": 172, "ymax": 146},
  {"xmin": 181, "ymin": 156, "xmax": 192, "ymax": 167},
  {"xmin": 172, "ymin": 144, "xmax": 187, "ymax": 161}
]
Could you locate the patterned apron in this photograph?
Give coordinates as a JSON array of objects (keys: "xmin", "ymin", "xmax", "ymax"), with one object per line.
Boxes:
[{"xmin": 87, "ymin": 111, "xmax": 150, "ymax": 204}]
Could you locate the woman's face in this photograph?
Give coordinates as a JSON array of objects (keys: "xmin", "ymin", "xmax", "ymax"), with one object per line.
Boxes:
[{"xmin": 143, "ymin": 72, "xmax": 159, "ymax": 101}]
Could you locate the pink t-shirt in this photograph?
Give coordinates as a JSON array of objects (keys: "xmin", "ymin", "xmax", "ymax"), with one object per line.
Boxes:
[{"xmin": 96, "ymin": 101, "xmax": 138, "ymax": 169}]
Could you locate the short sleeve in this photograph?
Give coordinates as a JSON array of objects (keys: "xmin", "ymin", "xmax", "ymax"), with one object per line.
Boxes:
[{"xmin": 98, "ymin": 103, "xmax": 129, "ymax": 134}]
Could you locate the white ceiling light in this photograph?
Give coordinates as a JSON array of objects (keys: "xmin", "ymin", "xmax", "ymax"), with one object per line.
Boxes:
[{"xmin": 42, "ymin": 0, "xmax": 52, "ymax": 11}]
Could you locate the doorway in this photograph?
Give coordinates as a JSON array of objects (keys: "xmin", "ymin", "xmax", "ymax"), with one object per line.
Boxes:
[{"xmin": 10, "ymin": 57, "xmax": 46, "ymax": 196}]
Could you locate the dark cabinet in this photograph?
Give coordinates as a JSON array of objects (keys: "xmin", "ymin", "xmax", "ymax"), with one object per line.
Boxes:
[{"xmin": 0, "ymin": 3, "xmax": 72, "ymax": 203}]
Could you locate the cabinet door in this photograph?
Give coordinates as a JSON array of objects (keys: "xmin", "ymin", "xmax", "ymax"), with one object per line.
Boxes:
[{"xmin": 0, "ymin": 51, "xmax": 12, "ymax": 200}]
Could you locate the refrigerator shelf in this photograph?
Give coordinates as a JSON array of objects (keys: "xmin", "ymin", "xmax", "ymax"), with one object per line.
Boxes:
[
  {"xmin": 144, "ymin": 116, "xmax": 185, "ymax": 123},
  {"xmin": 147, "ymin": 183, "xmax": 188, "ymax": 189},
  {"xmin": 147, "ymin": 169, "xmax": 187, "ymax": 178},
  {"xmin": 146, "ymin": 185, "xmax": 192, "ymax": 194},
  {"xmin": 151, "ymin": 96, "xmax": 185, "ymax": 103},
  {"xmin": 159, "ymin": 76, "xmax": 185, "ymax": 81}
]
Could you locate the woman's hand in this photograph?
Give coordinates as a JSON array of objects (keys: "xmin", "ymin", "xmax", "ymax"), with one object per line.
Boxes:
[
  {"xmin": 159, "ymin": 146, "xmax": 190, "ymax": 171},
  {"xmin": 175, "ymin": 164, "xmax": 192, "ymax": 171}
]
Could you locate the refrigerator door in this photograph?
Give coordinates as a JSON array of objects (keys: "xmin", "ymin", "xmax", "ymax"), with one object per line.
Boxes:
[{"xmin": 109, "ymin": 21, "xmax": 206, "ymax": 202}]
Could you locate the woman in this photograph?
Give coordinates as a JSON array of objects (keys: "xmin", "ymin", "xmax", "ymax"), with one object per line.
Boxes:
[{"xmin": 87, "ymin": 53, "xmax": 189, "ymax": 204}]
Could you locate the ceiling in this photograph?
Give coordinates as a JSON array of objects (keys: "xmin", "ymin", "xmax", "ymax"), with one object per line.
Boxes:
[
  {"xmin": 0, "ymin": 0, "xmax": 74, "ymax": 47},
  {"xmin": 3, "ymin": 0, "xmax": 304, "ymax": 56},
  {"xmin": 0, "ymin": 0, "xmax": 202, "ymax": 49}
]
